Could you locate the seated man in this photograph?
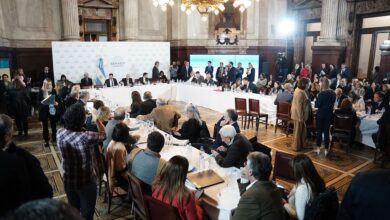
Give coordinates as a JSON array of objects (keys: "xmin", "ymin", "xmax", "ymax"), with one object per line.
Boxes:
[
  {"xmin": 137, "ymin": 98, "xmax": 181, "ymax": 133},
  {"xmin": 371, "ymin": 91, "xmax": 385, "ymax": 114},
  {"xmin": 80, "ymin": 73, "xmax": 93, "ymax": 88},
  {"xmin": 104, "ymin": 73, "xmax": 118, "ymax": 87},
  {"xmin": 191, "ymin": 71, "xmax": 204, "ymax": 84},
  {"xmin": 139, "ymin": 91, "xmax": 157, "ymax": 115},
  {"xmin": 138, "ymin": 72, "xmax": 149, "ymax": 85},
  {"xmin": 274, "ymin": 83, "xmax": 293, "ymax": 105},
  {"xmin": 232, "ymin": 152, "xmax": 285, "ymax": 220},
  {"xmin": 213, "ymin": 109, "xmax": 240, "ymax": 149},
  {"xmin": 120, "ymin": 74, "xmax": 133, "ymax": 86},
  {"xmin": 240, "ymin": 77, "xmax": 257, "ymax": 93},
  {"xmin": 211, "ymin": 125, "xmax": 253, "ymax": 168},
  {"xmin": 128, "ymin": 131, "xmax": 166, "ymax": 187},
  {"xmin": 335, "ymin": 88, "xmax": 347, "ymax": 108},
  {"xmin": 203, "ymin": 72, "xmax": 215, "ymax": 86},
  {"xmin": 0, "ymin": 114, "xmax": 53, "ymax": 217}
]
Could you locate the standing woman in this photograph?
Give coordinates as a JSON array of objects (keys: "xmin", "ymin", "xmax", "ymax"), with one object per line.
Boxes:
[
  {"xmin": 8, "ymin": 73, "xmax": 31, "ymax": 136},
  {"xmin": 315, "ymin": 78, "xmax": 336, "ymax": 156},
  {"xmin": 39, "ymin": 79, "xmax": 59, "ymax": 147},
  {"xmin": 284, "ymin": 154, "xmax": 326, "ymax": 220},
  {"xmin": 152, "ymin": 155, "xmax": 203, "ymax": 220},
  {"xmin": 130, "ymin": 91, "xmax": 142, "ymax": 118},
  {"xmin": 291, "ymin": 78, "xmax": 311, "ymax": 151}
]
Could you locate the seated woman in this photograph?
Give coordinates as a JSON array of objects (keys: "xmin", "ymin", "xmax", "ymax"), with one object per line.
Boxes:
[
  {"xmin": 172, "ymin": 104, "xmax": 203, "ymax": 143},
  {"xmin": 334, "ymin": 99, "xmax": 358, "ymax": 141},
  {"xmin": 269, "ymin": 81, "xmax": 283, "ymax": 95},
  {"xmin": 64, "ymin": 84, "xmax": 80, "ymax": 108},
  {"xmin": 256, "ymin": 73, "xmax": 268, "ymax": 92},
  {"xmin": 348, "ymin": 92, "xmax": 365, "ymax": 112},
  {"xmin": 152, "ymin": 155, "xmax": 203, "ymax": 220},
  {"xmin": 106, "ymin": 123, "xmax": 137, "ymax": 190},
  {"xmin": 159, "ymin": 71, "xmax": 169, "ymax": 83},
  {"xmin": 284, "ymin": 154, "xmax": 326, "ymax": 220},
  {"xmin": 130, "ymin": 91, "xmax": 142, "ymax": 118},
  {"xmin": 231, "ymin": 78, "xmax": 242, "ymax": 92}
]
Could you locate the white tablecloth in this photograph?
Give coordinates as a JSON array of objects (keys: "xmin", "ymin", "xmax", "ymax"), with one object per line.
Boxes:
[
  {"xmin": 129, "ymin": 119, "xmax": 239, "ymax": 220},
  {"xmin": 86, "ymin": 83, "xmax": 278, "ymax": 125},
  {"xmin": 356, "ymin": 114, "xmax": 380, "ymax": 148}
]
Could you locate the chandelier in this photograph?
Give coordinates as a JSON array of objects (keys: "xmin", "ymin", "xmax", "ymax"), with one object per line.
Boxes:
[{"xmin": 153, "ymin": 0, "xmax": 175, "ymax": 11}]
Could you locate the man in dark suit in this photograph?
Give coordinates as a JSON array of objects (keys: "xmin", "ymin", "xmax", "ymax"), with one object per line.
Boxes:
[
  {"xmin": 340, "ymin": 63, "xmax": 351, "ymax": 79},
  {"xmin": 337, "ymin": 78, "xmax": 351, "ymax": 96},
  {"xmin": 180, "ymin": 61, "xmax": 193, "ymax": 81},
  {"xmin": 231, "ymin": 152, "xmax": 285, "ymax": 220},
  {"xmin": 80, "ymin": 73, "xmax": 93, "ymax": 88},
  {"xmin": 191, "ymin": 71, "xmax": 204, "ymax": 84},
  {"xmin": 335, "ymin": 88, "xmax": 347, "ymax": 108},
  {"xmin": 337, "ymin": 169, "xmax": 390, "ymax": 220},
  {"xmin": 152, "ymin": 61, "xmax": 160, "ymax": 81},
  {"xmin": 371, "ymin": 92, "xmax": 385, "ymax": 114},
  {"xmin": 120, "ymin": 74, "xmax": 133, "ymax": 86},
  {"xmin": 104, "ymin": 73, "xmax": 118, "ymax": 87},
  {"xmin": 216, "ymin": 62, "xmax": 225, "ymax": 86},
  {"xmin": 247, "ymin": 63, "xmax": 256, "ymax": 83},
  {"xmin": 203, "ymin": 73, "xmax": 215, "ymax": 86},
  {"xmin": 236, "ymin": 62, "xmax": 244, "ymax": 79},
  {"xmin": 139, "ymin": 91, "xmax": 157, "ymax": 115},
  {"xmin": 138, "ymin": 72, "xmax": 149, "ymax": 85},
  {"xmin": 212, "ymin": 109, "xmax": 240, "ymax": 149},
  {"xmin": 204, "ymin": 61, "xmax": 214, "ymax": 79},
  {"xmin": 211, "ymin": 125, "xmax": 253, "ymax": 168},
  {"xmin": 0, "ymin": 114, "xmax": 53, "ymax": 216},
  {"xmin": 227, "ymin": 61, "xmax": 237, "ymax": 84},
  {"xmin": 240, "ymin": 77, "xmax": 257, "ymax": 93}
]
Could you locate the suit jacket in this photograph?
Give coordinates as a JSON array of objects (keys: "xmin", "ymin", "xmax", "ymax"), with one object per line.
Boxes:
[
  {"xmin": 291, "ymin": 88, "xmax": 311, "ymax": 122},
  {"xmin": 0, "ymin": 142, "xmax": 53, "ymax": 216},
  {"xmin": 215, "ymin": 134, "xmax": 253, "ymax": 168},
  {"xmin": 181, "ymin": 65, "xmax": 193, "ymax": 81},
  {"xmin": 152, "ymin": 66, "xmax": 160, "ymax": 80},
  {"xmin": 315, "ymin": 90, "xmax": 336, "ymax": 118},
  {"xmin": 138, "ymin": 77, "xmax": 149, "ymax": 85},
  {"xmin": 240, "ymin": 83, "xmax": 257, "ymax": 93},
  {"xmin": 274, "ymin": 91, "xmax": 293, "ymax": 105},
  {"xmin": 337, "ymin": 85, "xmax": 351, "ymax": 96},
  {"xmin": 213, "ymin": 120, "xmax": 240, "ymax": 148},
  {"xmin": 232, "ymin": 180, "xmax": 285, "ymax": 220},
  {"xmin": 204, "ymin": 78, "xmax": 215, "ymax": 86},
  {"xmin": 176, "ymin": 118, "xmax": 202, "ymax": 143},
  {"xmin": 191, "ymin": 76, "xmax": 204, "ymax": 84},
  {"xmin": 216, "ymin": 67, "xmax": 224, "ymax": 80},
  {"xmin": 335, "ymin": 94, "xmax": 347, "ymax": 108},
  {"xmin": 104, "ymin": 78, "xmax": 118, "ymax": 87},
  {"xmin": 237, "ymin": 67, "xmax": 244, "ymax": 79},
  {"xmin": 227, "ymin": 67, "xmax": 237, "ymax": 83},
  {"xmin": 371, "ymin": 101, "xmax": 385, "ymax": 114},
  {"xmin": 80, "ymin": 77, "xmax": 93, "ymax": 88},
  {"xmin": 142, "ymin": 105, "xmax": 181, "ymax": 133},
  {"xmin": 38, "ymin": 89, "xmax": 60, "ymax": 121},
  {"xmin": 337, "ymin": 170, "xmax": 390, "ymax": 220},
  {"xmin": 205, "ymin": 66, "xmax": 214, "ymax": 78},
  {"xmin": 247, "ymin": 68, "xmax": 256, "ymax": 82},
  {"xmin": 120, "ymin": 78, "xmax": 133, "ymax": 86},
  {"xmin": 8, "ymin": 87, "xmax": 31, "ymax": 118},
  {"xmin": 139, "ymin": 99, "xmax": 157, "ymax": 115}
]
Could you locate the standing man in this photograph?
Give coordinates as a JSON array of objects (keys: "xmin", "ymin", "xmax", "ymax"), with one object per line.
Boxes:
[
  {"xmin": 181, "ymin": 60, "xmax": 193, "ymax": 81},
  {"xmin": 169, "ymin": 61, "xmax": 179, "ymax": 82},
  {"xmin": 104, "ymin": 73, "xmax": 118, "ymax": 87},
  {"xmin": 236, "ymin": 62, "xmax": 244, "ymax": 79},
  {"xmin": 247, "ymin": 63, "xmax": 255, "ymax": 83},
  {"xmin": 216, "ymin": 62, "xmax": 225, "ymax": 86},
  {"xmin": 204, "ymin": 61, "xmax": 214, "ymax": 79},
  {"xmin": 227, "ymin": 61, "xmax": 237, "ymax": 84},
  {"xmin": 152, "ymin": 61, "xmax": 160, "ymax": 81}
]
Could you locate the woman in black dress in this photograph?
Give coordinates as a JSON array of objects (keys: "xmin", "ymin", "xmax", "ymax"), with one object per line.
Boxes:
[
  {"xmin": 130, "ymin": 91, "xmax": 142, "ymax": 118},
  {"xmin": 172, "ymin": 103, "xmax": 203, "ymax": 143},
  {"xmin": 39, "ymin": 79, "xmax": 60, "ymax": 147}
]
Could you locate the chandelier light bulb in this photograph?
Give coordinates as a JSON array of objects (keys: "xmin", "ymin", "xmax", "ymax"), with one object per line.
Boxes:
[
  {"xmin": 169, "ymin": 0, "xmax": 174, "ymax": 6},
  {"xmin": 239, "ymin": 6, "xmax": 245, "ymax": 12},
  {"xmin": 181, "ymin": 4, "xmax": 186, "ymax": 11},
  {"xmin": 218, "ymin": 4, "xmax": 225, "ymax": 11},
  {"xmin": 202, "ymin": 16, "xmax": 208, "ymax": 21},
  {"xmin": 190, "ymin": 4, "xmax": 196, "ymax": 11},
  {"xmin": 214, "ymin": 9, "xmax": 219, "ymax": 15},
  {"xmin": 153, "ymin": 1, "xmax": 159, "ymax": 7},
  {"xmin": 186, "ymin": 9, "xmax": 191, "ymax": 15},
  {"xmin": 161, "ymin": 5, "xmax": 167, "ymax": 11}
]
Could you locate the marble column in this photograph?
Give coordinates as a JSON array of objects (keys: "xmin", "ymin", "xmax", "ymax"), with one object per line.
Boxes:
[
  {"xmin": 317, "ymin": 0, "xmax": 339, "ymax": 43},
  {"xmin": 61, "ymin": 0, "xmax": 79, "ymax": 41},
  {"xmin": 336, "ymin": 0, "xmax": 348, "ymax": 42},
  {"xmin": 122, "ymin": 0, "xmax": 138, "ymax": 41}
]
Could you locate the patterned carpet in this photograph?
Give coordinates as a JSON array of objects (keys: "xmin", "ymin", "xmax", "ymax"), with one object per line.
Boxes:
[{"xmin": 13, "ymin": 101, "xmax": 389, "ymax": 220}]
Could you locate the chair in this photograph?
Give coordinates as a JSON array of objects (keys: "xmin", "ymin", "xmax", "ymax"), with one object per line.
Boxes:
[
  {"xmin": 144, "ymin": 195, "xmax": 181, "ymax": 220},
  {"xmin": 273, "ymin": 151, "xmax": 295, "ymax": 184},
  {"xmin": 202, "ymin": 195, "xmax": 220, "ymax": 220},
  {"xmin": 330, "ymin": 114, "xmax": 354, "ymax": 154},
  {"xmin": 104, "ymin": 149, "xmax": 129, "ymax": 213},
  {"xmin": 275, "ymin": 102, "xmax": 292, "ymax": 136},
  {"xmin": 128, "ymin": 174, "xmax": 147, "ymax": 220},
  {"xmin": 374, "ymin": 124, "xmax": 390, "ymax": 167},
  {"xmin": 247, "ymin": 98, "xmax": 268, "ymax": 131},
  {"xmin": 235, "ymin": 98, "xmax": 248, "ymax": 129}
]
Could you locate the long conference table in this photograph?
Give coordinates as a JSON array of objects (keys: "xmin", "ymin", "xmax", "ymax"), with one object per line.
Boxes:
[{"xmin": 85, "ymin": 83, "xmax": 379, "ymax": 148}]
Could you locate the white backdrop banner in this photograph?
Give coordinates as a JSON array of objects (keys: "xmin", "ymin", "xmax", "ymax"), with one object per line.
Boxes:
[{"xmin": 52, "ymin": 41, "xmax": 170, "ymax": 84}]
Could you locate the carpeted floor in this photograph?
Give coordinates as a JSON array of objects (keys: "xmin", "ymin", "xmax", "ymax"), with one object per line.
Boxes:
[{"xmin": 13, "ymin": 100, "xmax": 389, "ymax": 220}]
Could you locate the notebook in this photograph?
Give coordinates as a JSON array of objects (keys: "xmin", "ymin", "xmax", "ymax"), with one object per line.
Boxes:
[{"xmin": 187, "ymin": 170, "xmax": 224, "ymax": 189}]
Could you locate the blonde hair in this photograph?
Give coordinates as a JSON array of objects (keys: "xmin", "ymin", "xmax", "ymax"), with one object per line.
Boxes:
[
  {"xmin": 41, "ymin": 79, "xmax": 53, "ymax": 99},
  {"xmin": 95, "ymin": 106, "xmax": 111, "ymax": 122},
  {"xmin": 70, "ymin": 85, "xmax": 80, "ymax": 98},
  {"xmin": 319, "ymin": 77, "xmax": 330, "ymax": 92}
]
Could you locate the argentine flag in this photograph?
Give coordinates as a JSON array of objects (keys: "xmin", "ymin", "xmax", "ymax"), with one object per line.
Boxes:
[{"xmin": 96, "ymin": 58, "xmax": 106, "ymax": 85}]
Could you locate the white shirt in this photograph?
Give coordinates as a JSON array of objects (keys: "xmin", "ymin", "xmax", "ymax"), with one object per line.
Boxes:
[
  {"xmin": 284, "ymin": 180, "xmax": 312, "ymax": 220},
  {"xmin": 246, "ymin": 180, "xmax": 258, "ymax": 191}
]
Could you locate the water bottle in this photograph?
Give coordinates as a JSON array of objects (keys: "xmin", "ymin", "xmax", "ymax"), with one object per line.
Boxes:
[{"xmin": 199, "ymin": 153, "xmax": 204, "ymax": 171}]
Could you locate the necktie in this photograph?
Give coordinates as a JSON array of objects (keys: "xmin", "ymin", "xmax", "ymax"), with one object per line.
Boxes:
[{"xmin": 110, "ymin": 79, "xmax": 113, "ymax": 87}]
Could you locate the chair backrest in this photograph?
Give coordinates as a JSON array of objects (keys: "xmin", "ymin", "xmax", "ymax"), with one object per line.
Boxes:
[
  {"xmin": 333, "ymin": 114, "xmax": 353, "ymax": 133},
  {"xmin": 235, "ymin": 98, "xmax": 247, "ymax": 113},
  {"xmin": 248, "ymin": 98, "xmax": 260, "ymax": 115},
  {"xmin": 277, "ymin": 102, "xmax": 291, "ymax": 118},
  {"xmin": 273, "ymin": 151, "xmax": 295, "ymax": 183},
  {"xmin": 200, "ymin": 120, "xmax": 211, "ymax": 138},
  {"xmin": 213, "ymin": 123, "xmax": 218, "ymax": 139},
  {"xmin": 144, "ymin": 195, "xmax": 181, "ymax": 220},
  {"xmin": 128, "ymin": 173, "xmax": 146, "ymax": 213},
  {"xmin": 202, "ymin": 196, "xmax": 220, "ymax": 220}
]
